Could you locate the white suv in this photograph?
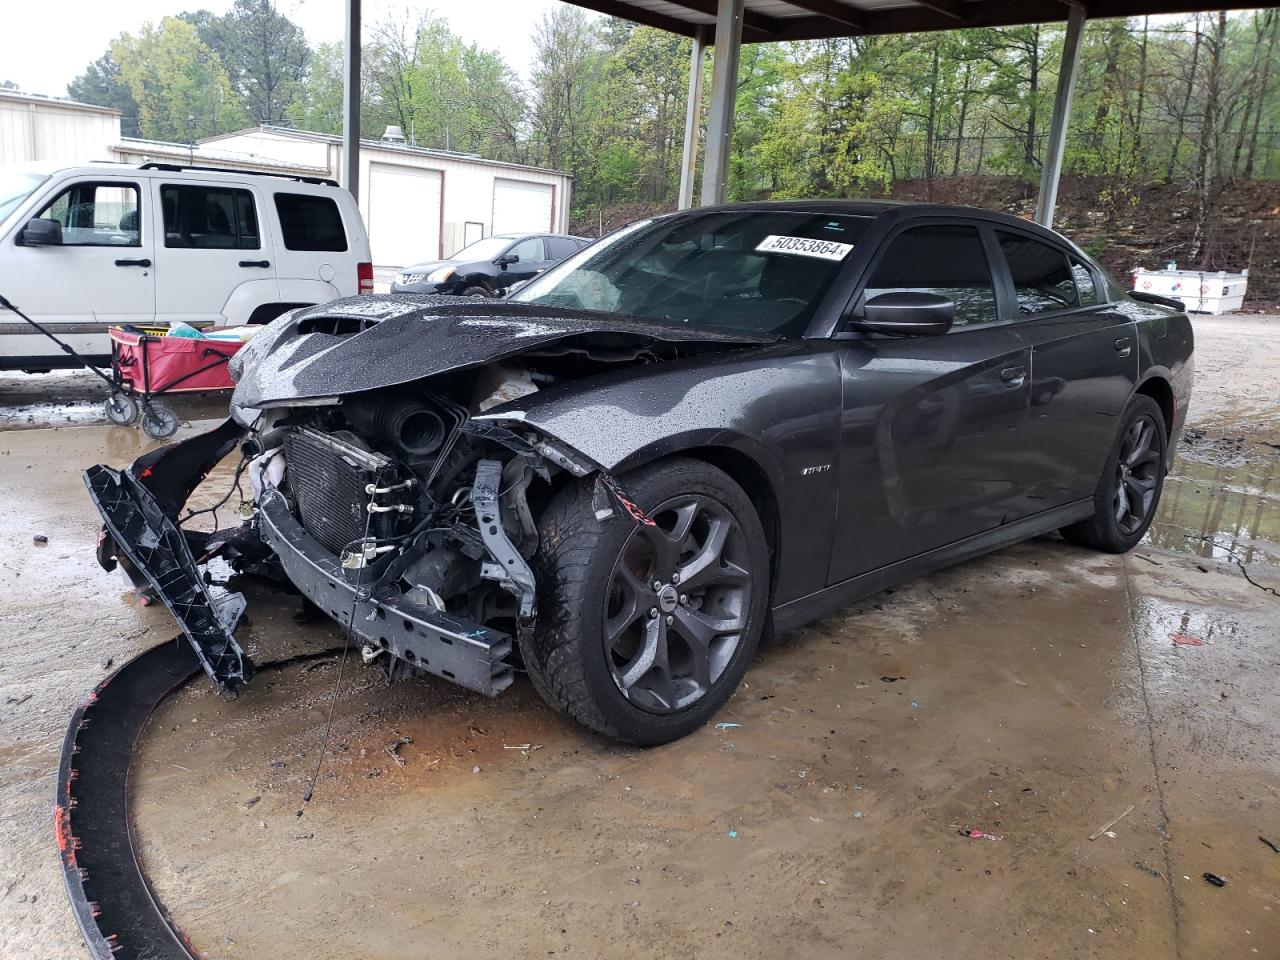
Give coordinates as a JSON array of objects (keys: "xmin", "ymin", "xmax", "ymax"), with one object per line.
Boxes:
[{"xmin": 0, "ymin": 161, "xmax": 372, "ymax": 371}]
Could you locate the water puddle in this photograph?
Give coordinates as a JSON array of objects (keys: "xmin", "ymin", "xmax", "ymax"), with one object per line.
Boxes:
[{"xmin": 1146, "ymin": 454, "xmax": 1280, "ymax": 566}]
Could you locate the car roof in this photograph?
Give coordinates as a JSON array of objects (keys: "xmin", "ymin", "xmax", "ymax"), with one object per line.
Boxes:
[
  {"xmin": 493, "ymin": 232, "xmax": 583, "ymax": 240},
  {"xmin": 685, "ymin": 199, "xmax": 1074, "ymax": 246},
  {"xmin": 11, "ymin": 161, "xmax": 341, "ymax": 190}
]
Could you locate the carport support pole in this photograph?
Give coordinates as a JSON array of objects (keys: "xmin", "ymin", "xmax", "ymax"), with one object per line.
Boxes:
[
  {"xmin": 1035, "ymin": 2, "xmax": 1086, "ymax": 228},
  {"xmin": 699, "ymin": 0, "xmax": 744, "ymax": 207},
  {"xmin": 678, "ymin": 26, "xmax": 708, "ymax": 209},
  {"xmin": 342, "ymin": 0, "xmax": 361, "ymax": 200}
]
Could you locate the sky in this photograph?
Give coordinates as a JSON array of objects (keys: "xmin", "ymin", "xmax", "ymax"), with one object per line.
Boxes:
[{"xmin": 0, "ymin": 0, "xmax": 572, "ymax": 98}]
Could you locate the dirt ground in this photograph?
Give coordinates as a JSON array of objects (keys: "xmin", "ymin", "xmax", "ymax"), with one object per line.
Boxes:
[{"xmin": 2, "ymin": 315, "xmax": 1278, "ymax": 960}]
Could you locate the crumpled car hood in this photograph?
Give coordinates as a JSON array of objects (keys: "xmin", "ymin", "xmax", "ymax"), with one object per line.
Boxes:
[{"xmin": 231, "ymin": 295, "xmax": 774, "ymax": 408}]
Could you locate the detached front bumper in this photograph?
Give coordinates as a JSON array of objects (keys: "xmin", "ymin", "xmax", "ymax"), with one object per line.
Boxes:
[
  {"xmin": 84, "ymin": 463, "xmax": 254, "ymax": 692},
  {"xmin": 258, "ymin": 488, "xmax": 515, "ymax": 697}
]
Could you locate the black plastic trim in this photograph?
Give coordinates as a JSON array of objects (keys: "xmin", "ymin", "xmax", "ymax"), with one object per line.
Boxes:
[{"xmin": 772, "ymin": 499, "xmax": 1094, "ymax": 633}]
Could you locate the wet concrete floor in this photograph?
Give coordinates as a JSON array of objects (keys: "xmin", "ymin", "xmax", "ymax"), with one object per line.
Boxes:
[{"xmin": 2, "ymin": 314, "xmax": 1278, "ymax": 959}]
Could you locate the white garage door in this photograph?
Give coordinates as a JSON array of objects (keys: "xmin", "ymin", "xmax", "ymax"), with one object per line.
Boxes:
[
  {"xmin": 492, "ymin": 178, "xmax": 554, "ymax": 235},
  {"xmin": 367, "ymin": 163, "xmax": 442, "ymax": 266}
]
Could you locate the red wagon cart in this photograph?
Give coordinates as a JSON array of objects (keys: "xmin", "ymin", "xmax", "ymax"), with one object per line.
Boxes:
[{"xmin": 106, "ymin": 325, "xmax": 252, "ymax": 439}]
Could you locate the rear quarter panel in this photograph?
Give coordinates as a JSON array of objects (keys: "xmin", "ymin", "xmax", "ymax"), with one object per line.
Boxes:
[{"xmin": 1131, "ymin": 299, "xmax": 1195, "ymax": 457}]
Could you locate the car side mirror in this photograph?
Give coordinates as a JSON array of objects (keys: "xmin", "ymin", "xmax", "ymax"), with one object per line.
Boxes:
[
  {"xmin": 20, "ymin": 218, "xmax": 63, "ymax": 246},
  {"xmin": 853, "ymin": 292, "xmax": 954, "ymax": 336},
  {"xmin": 497, "ymin": 253, "xmax": 519, "ymax": 266}
]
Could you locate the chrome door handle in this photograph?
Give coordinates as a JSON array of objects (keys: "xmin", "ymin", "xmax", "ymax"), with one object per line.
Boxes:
[
  {"xmin": 1115, "ymin": 337, "xmax": 1133, "ymax": 357},
  {"xmin": 1001, "ymin": 366, "xmax": 1027, "ymax": 387}
]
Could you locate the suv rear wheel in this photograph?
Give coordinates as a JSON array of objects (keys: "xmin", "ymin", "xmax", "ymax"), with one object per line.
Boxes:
[{"xmin": 525, "ymin": 458, "xmax": 770, "ymax": 745}]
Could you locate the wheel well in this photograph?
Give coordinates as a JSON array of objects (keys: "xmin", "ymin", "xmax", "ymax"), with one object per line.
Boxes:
[
  {"xmin": 247, "ymin": 302, "xmax": 313, "ymax": 325},
  {"xmin": 680, "ymin": 445, "xmax": 780, "ymax": 592},
  {"xmin": 1136, "ymin": 377, "xmax": 1174, "ymax": 435}
]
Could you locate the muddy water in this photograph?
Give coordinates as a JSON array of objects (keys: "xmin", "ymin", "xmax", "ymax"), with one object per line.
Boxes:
[
  {"xmin": 125, "ymin": 541, "xmax": 1280, "ymax": 960},
  {"xmin": 0, "ymin": 369, "xmax": 223, "ymax": 432},
  {"xmin": 1147, "ymin": 455, "xmax": 1280, "ymax": 566}
]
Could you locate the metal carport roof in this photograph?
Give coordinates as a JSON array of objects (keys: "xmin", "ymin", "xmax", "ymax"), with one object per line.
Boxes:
[
  {"xmin": 563, "ymin": 0, "xmax": 1274, "ymax": 41},
  {"xmin": 553, "ymin": 0, "xmax": 1280, "ymax": 225}
]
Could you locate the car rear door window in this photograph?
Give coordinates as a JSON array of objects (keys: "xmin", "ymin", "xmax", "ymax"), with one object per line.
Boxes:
[
  {"xmin": 274, "ymin": 193, "xmax": 348, "ymax": 252},
  {"xmin": 1072, "ymin": 260, "xmax": 1099, "ymax": 306},
  {"xmin": 996, "ymin": 232, "xmax": 1081, "ymax": 315},
  {"xmin": 863, "ymin": 224, "xmax": 998, "ymax": 327},
  {"xmin": 161, "ymin": 184, "xmax": 259, "ymax": 249},
  {"xmin": 545, "ymin": 237, "xmax": 579, "ymax": 260},
  {"xmin": 34, "ymin": 182, "xmax": 141, "ymax": 246}
]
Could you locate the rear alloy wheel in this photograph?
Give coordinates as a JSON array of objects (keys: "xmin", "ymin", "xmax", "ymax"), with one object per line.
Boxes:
[
  {"xmin": 1061, "ymin": 395, "xmax": 1167, "ymax": 553},
  {"xmin": 526, "ymin": 458, "xmax": 770, "ymax": 745}
]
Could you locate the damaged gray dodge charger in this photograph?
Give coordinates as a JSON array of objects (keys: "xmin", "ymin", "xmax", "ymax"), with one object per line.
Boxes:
[{"xmin": 85, "ymin": 202, "xmax": 1193, "ymax": 745}]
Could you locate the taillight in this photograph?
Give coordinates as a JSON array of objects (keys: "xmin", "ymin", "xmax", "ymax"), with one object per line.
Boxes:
[{"xmin": 357, "ymin": 262, "xmax": 374, "ymax": 295}]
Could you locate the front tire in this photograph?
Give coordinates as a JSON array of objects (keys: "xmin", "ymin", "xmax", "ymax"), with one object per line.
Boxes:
[
  {"xmin": 525, "ymin": 458, "xmax": 770, "ymax": 745},
  {"xmin": 460, "ymin": 285, "xmax": 495, "ymax": 298},
  {"xmin": 1060, "ymin": 395, "xmax": 1167, "ymax": 553}
]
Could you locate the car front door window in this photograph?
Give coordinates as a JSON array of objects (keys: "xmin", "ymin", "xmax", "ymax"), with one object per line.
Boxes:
[
  {"xmin": 862, "ymin": 224, "xmax": 998, "ymax": 327},
  {"xmin": 35, "ymin": 182, "xmax": 141, "ymax": 246},
  {"xmin": 508, "ymin": 237, "xmax": 545, "ymax": 263}
]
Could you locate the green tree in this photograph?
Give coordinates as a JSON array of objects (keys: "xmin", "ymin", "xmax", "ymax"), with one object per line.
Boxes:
[
  {"xmin": 68, "ymin": 50, "xmax": 141, "ymax": 136},
  {"xmin": 111, "ymin": 17, "xmax": 248, "ymax": 142},
  {"xmin": 191, "ymin": 0, "xmax": 310, "ymax": 124},
  {"xmin": 530, "ymin": 6, "xmax": 604, "ymax": 177},
  {"xmin": 285, "ymin": 41, "xmax": 344, "ymax": 135}
]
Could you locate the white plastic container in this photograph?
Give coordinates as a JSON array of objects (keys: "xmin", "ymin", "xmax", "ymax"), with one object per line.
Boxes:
[{"xmin": 1132, "ymin": 267, "xmax": 1248, "ymax": 314}]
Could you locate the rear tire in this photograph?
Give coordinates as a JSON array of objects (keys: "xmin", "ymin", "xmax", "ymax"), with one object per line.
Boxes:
[
  {"xmin": 525, "ymin": 458, "xmax": 770, "ymax": 745},
  {"xmin": 1060, "ymin": 395, "xmax": 1167, "ymax": 553}
]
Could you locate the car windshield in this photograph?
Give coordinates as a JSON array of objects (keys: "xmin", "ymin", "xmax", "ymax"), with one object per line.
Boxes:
[
  {"xmin": 0, "ymin": 169, "xmax": 48, "ymax": 225},
  {"xmin": 509, "ymin": 210, "xmax": 871, "ymax": 336},
  {"xmin": 451, "ymin": 236, "xmax": 517, "ymax": 262}
]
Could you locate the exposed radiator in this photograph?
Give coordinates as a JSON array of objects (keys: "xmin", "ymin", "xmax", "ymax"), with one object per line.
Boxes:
[{"xmin": 283, "ymin": 428, "xmax": 395, "ymax": 555}]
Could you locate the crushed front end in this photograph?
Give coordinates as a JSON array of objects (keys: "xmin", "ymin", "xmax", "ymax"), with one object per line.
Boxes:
[
  {"xmin": 242, "ymin": 391, "xmax": 559, "ymax": 696},
  {"xmin": 82, "ymin": 297, "xmax": 724, "ymax": 700}
]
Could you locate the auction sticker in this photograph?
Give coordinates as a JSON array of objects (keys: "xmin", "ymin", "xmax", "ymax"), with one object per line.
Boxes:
[{"xmin": 755, "ymin": 234, "xmax": 854, "ymax": 261}]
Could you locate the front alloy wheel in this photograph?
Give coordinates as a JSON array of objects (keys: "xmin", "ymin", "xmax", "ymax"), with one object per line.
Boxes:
[
  {"xmin": 604, "ymin": 495, "xmax": 752, "ymax": 713},
  {"xmin": 526, "ymin": 458, "xmax": 770, "ymax": 745}
]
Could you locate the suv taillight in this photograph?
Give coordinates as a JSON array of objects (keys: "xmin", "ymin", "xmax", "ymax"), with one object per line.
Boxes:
[{"xmin": 357, "ymin": 262, "xmax": 374, "ymax": 295}]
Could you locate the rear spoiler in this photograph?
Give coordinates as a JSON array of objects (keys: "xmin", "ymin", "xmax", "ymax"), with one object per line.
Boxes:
[{"xmin": 1128, "ymin": 290, "xmax": 1186, "ymax": 311}]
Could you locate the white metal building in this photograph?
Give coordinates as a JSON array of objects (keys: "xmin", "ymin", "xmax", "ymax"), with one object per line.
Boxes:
[
  {"xmin": 196, "ymin": 126, "xmax": 573, "ymax": 267},
  {"xmin": 0, "ymin": 91, "xmax": 121, "ymax": 167}
]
